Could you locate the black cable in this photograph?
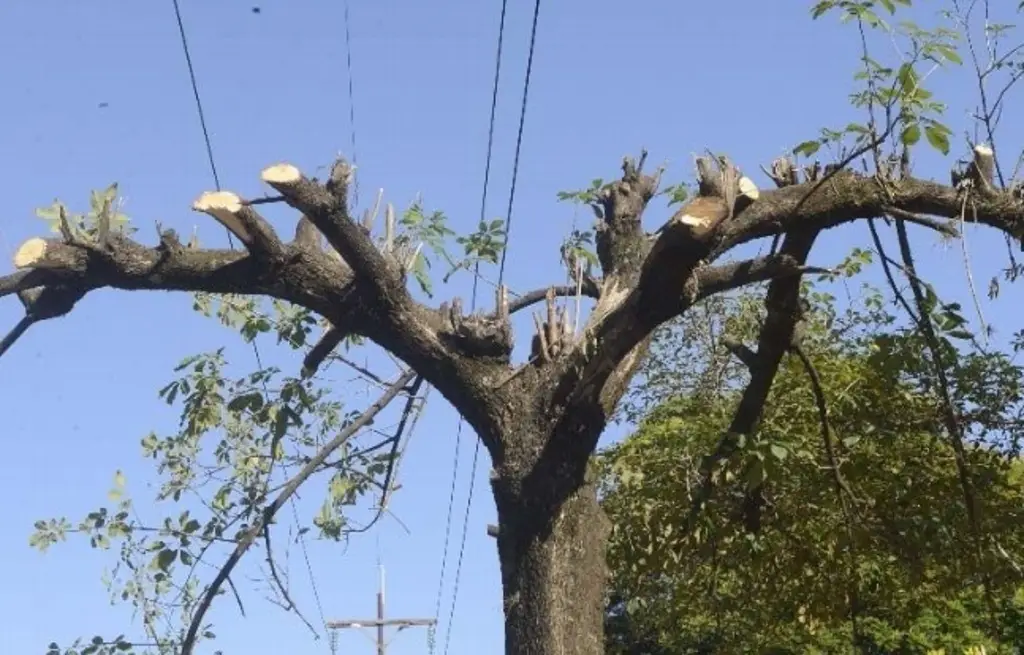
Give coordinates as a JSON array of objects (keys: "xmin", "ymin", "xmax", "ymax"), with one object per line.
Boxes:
[
  {"xmin": 437, "ymin": 0, "xmax": 510, "ymax": 652},
  {"xmin": 441, "ymin": 430, "xmax": 482, "ymax": 655},
  {"xmin": 170, "ymin": 0, "xmax": 224, "ymax": 198},
  {"xmin": 495, "ymin": 0, "xmax": 542, "ymax": 289},
  {"xmin": 169, "ymin": 0, "xmax": 331, "ymax": 639},
  {"xmin": 342, "ymin": 0, "xmax": 360, "ymax": 208},
  {"xmin": 442, "ymin": 0, "xmax": 542, "ymax": 652},
  {"xmin": 433, "ymin": 420, "xmax": 464, "ymax": 623}
]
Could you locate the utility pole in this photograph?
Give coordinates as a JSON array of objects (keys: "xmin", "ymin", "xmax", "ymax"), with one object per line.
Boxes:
[{"xmin": 327, "ymin": 564, "xmax": 436, "ymax": 655}]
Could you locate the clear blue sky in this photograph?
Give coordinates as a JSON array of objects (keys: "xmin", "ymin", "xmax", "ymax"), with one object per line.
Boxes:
[{"xmin": 2, "ymin": 1, "xmax": 1023, "ymax": 653}]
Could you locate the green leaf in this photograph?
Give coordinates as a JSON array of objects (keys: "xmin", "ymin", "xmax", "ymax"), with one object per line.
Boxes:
[
  {"xmin": 896, "ymin": 63, "xmax": 919, "ymax": 93},
  {"xmin": 154, "ymin": 548, "xmax": 177, "ymax": 572},
  {"xmin": 924, "ymin": 124, "xmax": 951, "ymax": 155},
  {"xmin": 810, "ymin": 1, "xmax": 835, "ymax": 19},
  {"xmin": 936, "ymin": 44, "xmax": 962, "ymax": 65},
  {"xmin": 900, "ymin": 123, "xmax": 921, "ymax": 146},
  {"xmin": 770, "ymin": 443, "xmax": 789, "ymax": 461},
  {"xmin": 793, "ymin": 140, "xmax": 822, "ymax": 157}
]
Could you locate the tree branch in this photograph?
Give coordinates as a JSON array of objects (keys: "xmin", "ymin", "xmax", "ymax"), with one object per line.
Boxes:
[
  {"xmin": 693, "ymin": 255, "xmax": 833, "ymax": 301},
  {"xmin": 507, "ymin": 281, "xmax": 600, "ymax": 315},
  {"xmin": 262, "ymin": 160, "xmax": 403, "ymax": 300},
  {"xmin": 180, "ymin": 369, "xmax": 416, "ymax": 655},
  {"xmin": 565, "ymin": 162, "xmax": 1024, "ymax": 420},
  {"xmin": 2, "ymin": 162, "xmax": 516, "ymax": 447},
  {"xmin": 684, "ymin": 229, "xmax": 820, "ymax": 532},
  {"xmin": 192, "ymin": 191, "xmax": 285, "ymax": 259}
]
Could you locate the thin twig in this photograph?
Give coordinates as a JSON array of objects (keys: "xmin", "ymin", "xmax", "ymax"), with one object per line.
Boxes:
[{"xmin": 263, "ymin": 522, "xmax": 319, "ymax": 637}]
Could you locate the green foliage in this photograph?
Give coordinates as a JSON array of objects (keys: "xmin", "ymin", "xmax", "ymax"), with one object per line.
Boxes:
[
  {"xmin": 394, "ymin": 199, "xmax": 456, "ymax": 296},
  {"xmin": 559, "ymin": 228, "xmax": 600, "ymax": 281},
  {"xmin": 795, "ymin": 0, "xmax": 959, "ymax": 162},
  {"xmin": 390, "ymin": 199, "xmax": 507, "ymax": 296},
  {"xmin": 32, "ymin": 289, "xmax": 407, "ymax": 651},
  {"xmin": 602, "ymin": 274, "xmax": 1024, "ymax": 653},
  {"xmin": 556, "ymin": 177, "xmax": 610, "ymax": 206},
  {"xmin": 45, "ymin": 635, "xmax": 141, "ymax": 655},
  {"xmin": 35, "ymin": 183, "xmax": 135, "ymax": 240}
]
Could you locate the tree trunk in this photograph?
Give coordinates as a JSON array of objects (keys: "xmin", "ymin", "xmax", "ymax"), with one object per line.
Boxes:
[{"xmin": 493, "ymin": 451, "xmax": 611, "ymax": 655}]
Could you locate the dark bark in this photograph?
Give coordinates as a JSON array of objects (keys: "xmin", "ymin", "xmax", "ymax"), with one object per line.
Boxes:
[
  {"xmin": 491, "ymin": 417, "xmax": 611, "ymax": 655},
  {"xmin": 5, "ymin": 149, "xmax": 1023, "ymax": 655}
]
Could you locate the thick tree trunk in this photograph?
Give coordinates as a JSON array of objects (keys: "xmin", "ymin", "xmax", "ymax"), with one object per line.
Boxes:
[{"xmin": 493, "ymin": 455, "xmax": 611, "ymax": 655}]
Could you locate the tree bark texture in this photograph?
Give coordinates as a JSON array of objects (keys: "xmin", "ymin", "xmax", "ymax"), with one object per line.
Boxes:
[
  {"xmin": 4, "ymin": 148, "xmax": 1022, "ymax": 654},
  {"xmin": 494, "ymin": 456, "xmax": 610, "ymax": 655}
]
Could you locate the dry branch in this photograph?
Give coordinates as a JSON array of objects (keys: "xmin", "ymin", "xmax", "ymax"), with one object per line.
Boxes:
[{"xmin": 508, "ymin": 281, "xmax": 600, "ymax": 315}]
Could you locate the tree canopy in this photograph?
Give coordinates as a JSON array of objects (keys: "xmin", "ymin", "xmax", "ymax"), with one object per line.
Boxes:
[{"xmin": 602, "ymin": 269, "xmax": 1024, "ymax": 653}]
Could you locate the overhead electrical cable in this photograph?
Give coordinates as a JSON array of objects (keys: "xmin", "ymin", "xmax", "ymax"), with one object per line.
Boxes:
[
  {"xmin": 342, "ymin": 0, "xmax": 360, "ymax": 208},
  {"xmin": 432, "ymin": 0, "xmax": 510, "ymax": 643},
  {"xmin": 441, "ymin": 0, "xmax": 542, "ymax": 653},
  {"xmin": 169, "ymin": 0, "xmax": 330, "ymax": 640}
]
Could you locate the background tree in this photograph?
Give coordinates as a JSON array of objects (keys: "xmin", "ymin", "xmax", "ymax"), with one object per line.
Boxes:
[
  {"xmin": 601, "ymin": 264, "xmax": 1024, "ymax": 653},
  {"xmin": 8, "ymin": 1, "xmax": 1024, "ymax": 654}
]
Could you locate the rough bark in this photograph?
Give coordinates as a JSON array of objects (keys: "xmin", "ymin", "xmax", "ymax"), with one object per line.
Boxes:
[
  {"xmin": 491, "ymin": 420, "xmax": 611, "ymax": 655},
  {"xmin": 4, "ymin": 146, "xmax": 1023, "ymax": 655}
]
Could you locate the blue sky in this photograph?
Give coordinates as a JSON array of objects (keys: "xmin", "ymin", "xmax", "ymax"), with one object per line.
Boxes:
[{"xmin": 2, "ymin": 1, "xmax": 1023, "ymax": 654}]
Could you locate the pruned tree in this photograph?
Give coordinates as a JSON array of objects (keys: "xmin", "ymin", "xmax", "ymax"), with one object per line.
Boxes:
[{"xmin": 9, "ymin": 2, "xmax": 1024, "ymax": 653}]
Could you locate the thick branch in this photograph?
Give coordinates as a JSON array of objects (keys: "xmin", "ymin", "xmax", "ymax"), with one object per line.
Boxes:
[
  {"xmin": 593, "ymin": 152, "xmax": 660, "ymax": 280},
  {"xmin": 719, "ymin": 171, "xmax": 1014, "ymax": 248},
  {"xmin": 2, "ymin": 165, "xmax": 515, "ymax": 455},
  {"xmin": 693, "ymin": 255, "xmax": 832, "ymax": 301},
  {"xmin": 686, "ymin": 229, "xmax": 820, "ymax": 530},
  {"xmin": 572, "ymin": 167, "xmax": 1024, "ymax": 413},
  {"xmin": 261, "ymin": 160, "xmax": 405, "ymax": 302},
  {"xmin": 3, "ymin": 236, "xmax": 299, "ymax": 300}
]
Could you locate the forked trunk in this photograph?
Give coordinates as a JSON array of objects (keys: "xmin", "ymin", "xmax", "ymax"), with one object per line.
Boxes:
[{"xmin": 492, "ymin": 457, "xmax": 611, "ymax": 655}]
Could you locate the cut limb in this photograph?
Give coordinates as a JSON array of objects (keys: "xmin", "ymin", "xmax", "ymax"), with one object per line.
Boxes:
[
  {"xmin": 192, "ymin": 191, "xmax": 284, "ymax": 258},
  {"xmin": 261, "ymin": 162, "xmax": 302, "ymax": 186},
  {"xmin": 192, "ymin": 192, "xmax": 251, "ymax": 243},
  {"xmin": 13, "ymin": 238, "xmax": 48, "ymax": 269}
]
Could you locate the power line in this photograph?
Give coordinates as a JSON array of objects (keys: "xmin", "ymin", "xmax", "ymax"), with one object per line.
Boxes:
[
  {"xmin": 342, "ymin": 0, "xmax": 360, "ymax": 208},
  {"xmin": 441, "ymin": 0, "xmax": 542, "ymax": 652},
  {"xmin": 434, "ymin": 0, "xmax": 510, "ymax": 652},
  {"xmin": 170, "ymin": 0, "xmax": 224, "ymax": 200},
  {"xmin": 169, "ymin": 0, "xmax": 330, "ymax": 640},
  {"xmin": 496, "ymin": 0, "xmax": 542, "ymax": 289}
]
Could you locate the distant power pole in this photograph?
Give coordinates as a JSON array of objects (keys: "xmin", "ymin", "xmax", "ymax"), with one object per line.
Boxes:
[{"xmin": 327, "ymin": 565, "xmax": 436, "ymax": 655}]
